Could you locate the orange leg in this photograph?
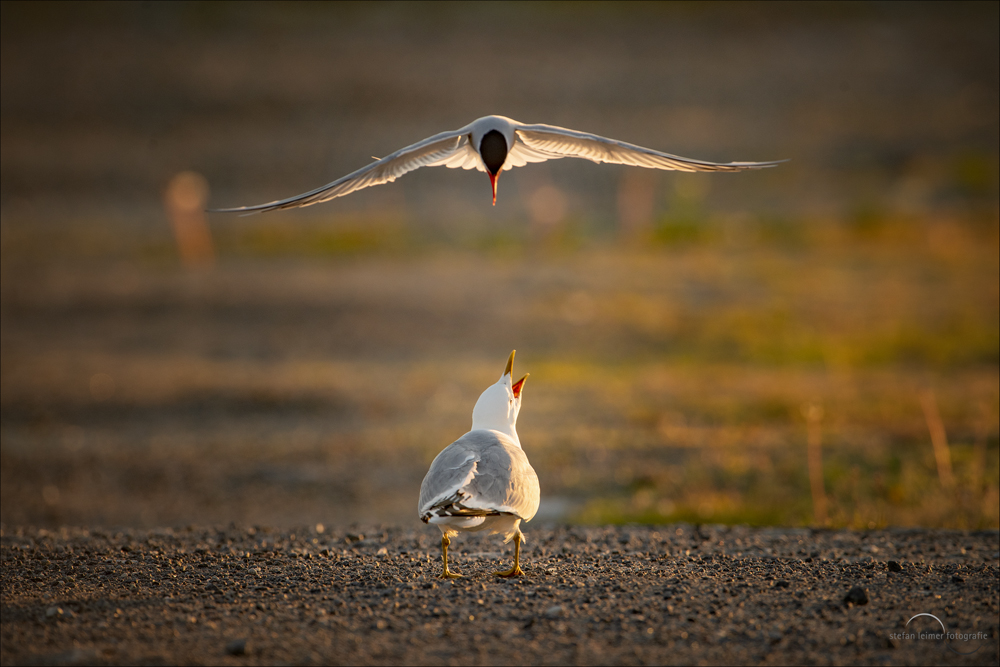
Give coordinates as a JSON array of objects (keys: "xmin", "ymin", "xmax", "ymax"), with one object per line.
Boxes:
[
  {"xmin": 438, "ymin": 534, "xmax": 462, "ymax": 579},
  {"xmin": 494, "ymin": 532, "xmax": 524, "ymax": 577}
]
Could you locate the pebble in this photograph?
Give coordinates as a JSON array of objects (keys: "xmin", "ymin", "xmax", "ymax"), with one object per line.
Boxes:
[
  {"xmin": 3, "ymin": 525, "xmax": 996, "ymax": 665},
  {"xmin": 843, "ymin": 586, "xmax": 869, "ymax": 606},
  {"xmin": 225, "ymin": 639, "xmax": 248, "ymax": 656}
]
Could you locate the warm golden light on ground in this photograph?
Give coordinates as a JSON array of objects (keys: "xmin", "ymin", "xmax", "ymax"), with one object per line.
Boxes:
[{"xmin": 0, "ymin": 3, "xmax": 996, "ymax": 533}]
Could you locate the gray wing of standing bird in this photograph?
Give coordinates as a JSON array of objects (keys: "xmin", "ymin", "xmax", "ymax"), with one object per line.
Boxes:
[
  {"xmin": 419, "ymin": 429, "xmax": 540, "ymax": 524},
  {"xmin": 210, "ymin": 115, "xmax": 785, "ymax": 212},
  {"xmin": 418, "ymin": 350, "xmax": 536, "ymax": 579}
]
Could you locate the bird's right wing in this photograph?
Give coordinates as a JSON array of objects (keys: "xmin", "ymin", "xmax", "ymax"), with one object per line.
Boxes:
[
  {"xmin": 510, "ymin": 123, "xmax": 785, "ymax": 172},
  {"xmin": 211, "ymin": 127, "xmax": 479, "ymax": 214},
  {"xmin": 419, "ymin": 440, "xmax": 483, "ymax": 518}
]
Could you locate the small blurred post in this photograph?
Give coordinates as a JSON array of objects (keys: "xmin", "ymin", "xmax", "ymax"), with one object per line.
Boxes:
[
  {"xmin": 804, "ymin": 404, "xmax": 827, "ymax": 526},
  {"xmin": 919, "ymin": 390, "xmax": 955, "ymax": 490},
  {"xmin": 165, "ymin": 171, "xmax": 214, "ymax": 268}
]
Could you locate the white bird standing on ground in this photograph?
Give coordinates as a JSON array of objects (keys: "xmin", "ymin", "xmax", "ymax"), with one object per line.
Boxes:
[
  {"xmin": 211, "ymin": 115, "xmax": 783, "ymax": 212},
  {"xmin": 418, "ymin": 350, "xmax": 539, "ymax": 579}
]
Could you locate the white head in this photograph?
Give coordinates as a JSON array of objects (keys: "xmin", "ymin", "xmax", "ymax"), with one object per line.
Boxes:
[{"xmin": 471, "ymin": 350, "xmax": 529, "ymax": 446}]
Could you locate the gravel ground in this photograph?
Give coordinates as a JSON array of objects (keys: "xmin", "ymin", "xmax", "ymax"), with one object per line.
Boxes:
[{"xmin": 1, "ymin": 524, "xmax": 997, "ymax": 665}]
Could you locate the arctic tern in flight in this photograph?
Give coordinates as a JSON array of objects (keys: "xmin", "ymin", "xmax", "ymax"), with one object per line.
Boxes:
[{"xmin": 211, "ymin": 115, "xmax": 783, "ymax": 213}]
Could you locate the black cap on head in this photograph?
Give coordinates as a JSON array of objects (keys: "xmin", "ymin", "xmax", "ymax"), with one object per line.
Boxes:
[{"xmin": 479, "ymin": 130, "xmax": 507, "ymax": 175}]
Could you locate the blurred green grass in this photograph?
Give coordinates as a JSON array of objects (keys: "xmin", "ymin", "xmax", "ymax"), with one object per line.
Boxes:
[
  {"xmin": 1, "ymin": 1, "xmax": 997, "ymax": 531},
  {"xmin": 2, "ymin": 210, "xmax": 996, "ymax": 531},
  {"xmin": 571, "ymin": 413, "xmax": 999, "ymax": 530}
]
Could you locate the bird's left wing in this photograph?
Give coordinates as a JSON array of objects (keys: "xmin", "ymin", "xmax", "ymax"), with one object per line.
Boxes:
[
  {"xmin": 211, "ymin": 127, "xmax": 477, "ymax": 214},
  {"xmin": 510, "ymin": 123, "xmax": 785, "ymax": 173}
]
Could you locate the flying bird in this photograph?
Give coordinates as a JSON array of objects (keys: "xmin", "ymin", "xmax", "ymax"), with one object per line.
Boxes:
[
  {"xmin": 418, "ymin": 350, "xmax": 539, "ymax": 579},
  {"xmin": 211, "ymin": 115, "xmax": 783, "ymax": 212}
]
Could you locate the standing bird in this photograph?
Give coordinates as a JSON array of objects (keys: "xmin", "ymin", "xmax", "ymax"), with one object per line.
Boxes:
[
  {"xmin": 210, "ymin": 115, "xmax": 783, "ymax": 212},
  {"xmin": 419, "ymin": 350, "xmax": 539, "ymax": 579}
]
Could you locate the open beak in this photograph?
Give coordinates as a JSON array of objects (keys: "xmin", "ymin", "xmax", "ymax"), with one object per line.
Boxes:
[
  {"xmin": 488, "ymin": 172, "xmax": 499, "ymax": 206},
  {"xmin": 503, "ymin": 351, "xmax": 527, "ymax": 397}
]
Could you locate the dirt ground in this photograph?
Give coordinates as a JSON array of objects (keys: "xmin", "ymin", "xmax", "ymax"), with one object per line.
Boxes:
[{"xmin": 1, "ymin": 523, "xmax": 997, "ymax": 665}]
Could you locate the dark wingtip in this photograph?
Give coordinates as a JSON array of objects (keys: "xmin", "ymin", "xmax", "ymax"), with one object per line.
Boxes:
[{"xmin": 205, "ymin": 205, "xmax": 267, "ymax": 217}]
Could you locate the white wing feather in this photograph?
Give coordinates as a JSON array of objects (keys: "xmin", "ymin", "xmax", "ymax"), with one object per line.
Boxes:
[
  {"xmin": 441, "ymin": 143, "xmax": 485, "ymax": 171},
  {"xmin": 210, "ymin": 127, "xmax": 477, "ymax": 214},
  {"xmin": 510, "ymin": 123, "xmax": 785, "ymax": 172}
]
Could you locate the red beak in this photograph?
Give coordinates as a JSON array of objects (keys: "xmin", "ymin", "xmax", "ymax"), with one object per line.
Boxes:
[
  {"xmin": 488, "ymin": 172, "xmax": 498, "ymax": 206},
  {"xmin": 512, "ymin": 373, "xmax": 528, "ymax": 399}
]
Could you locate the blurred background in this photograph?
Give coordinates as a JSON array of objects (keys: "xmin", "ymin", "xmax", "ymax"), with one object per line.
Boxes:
[{"xmin": 1, "ymin": 2, "xmax": 997, "ymax": 532}]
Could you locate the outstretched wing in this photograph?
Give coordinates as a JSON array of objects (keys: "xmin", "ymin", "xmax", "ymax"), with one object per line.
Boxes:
[
  {"xmin": 508, "ymin": 123, "xmax": 785, "ymax": 173},
  {"xmin": 211, "ymin": 127, "xmax": 480, "ymax": 214}
]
